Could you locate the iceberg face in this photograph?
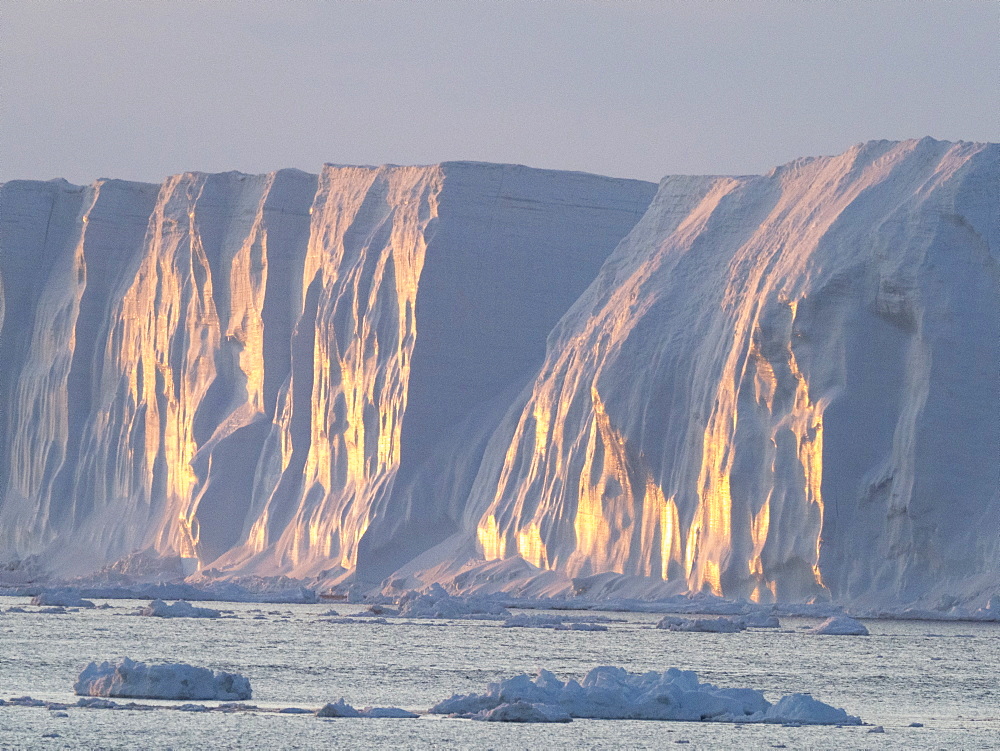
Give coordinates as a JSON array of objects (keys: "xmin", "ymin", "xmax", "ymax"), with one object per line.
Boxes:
[
  {"xmin": 0, "ymin": 164, "xmax": 655, "ymax": 580},
  {"xmin": 0, "ymin": 140, "xmax": 997, "ymax": 611},
  {"xmin": 466, "ymin": 139, "xmax": 1000, "ymax": 608}
]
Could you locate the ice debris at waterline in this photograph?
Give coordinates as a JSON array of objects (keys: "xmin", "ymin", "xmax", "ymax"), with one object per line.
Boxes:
[
  {"xmin": 316, "ymin": 699, "xmax": 419, "ymax": 719},
  {"xmin": 430, "ymin": 667, "xmax": 861, "ymax": 724},
  {"xmin": 138, "ymin": 599, "xmax": 222, "ymax": 618},
  {"xmin": 74, "ymin": 658, "xmax": 251, "ymax": 701},
  {"xmin": 807, "ymin": 616, "xmax": 870, "ymax": 635}
]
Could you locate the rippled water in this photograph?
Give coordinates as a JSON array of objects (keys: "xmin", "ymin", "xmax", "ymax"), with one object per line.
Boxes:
[{"xmin": 2, "ymin": 595, "xmax": 998, "ymax": 749}]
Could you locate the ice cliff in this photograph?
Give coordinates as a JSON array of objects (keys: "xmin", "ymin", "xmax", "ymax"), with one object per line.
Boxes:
[
  {"xmin": 0, "ymin": 162, "xmax": 656, "ymax": 580},
  {"xmin": 463, "ymin": 138, "xmax": 999, "ymax": 608},
  {"xmin": 1, "ymin": 139, "xmax": 996, "ymax": 609}
]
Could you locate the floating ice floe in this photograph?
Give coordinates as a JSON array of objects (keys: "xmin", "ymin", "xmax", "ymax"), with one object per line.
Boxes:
[
  {"xmin": 397, "ymin": 584, "xmax": 510, "ymax": 620},
  {"xmin": 359, "ymin": 604, "xmax": 398, "ymax": 617},
  {"xmin": 31, "ymin": 591, "xmax": 96, "ymax": 608},
  {"xmin": 322, "ymin": 616, "xmax": 389, "ymax": 625},
  {"xmin": 741, "ymin": 612, "xmax": 781, "ymax": 629},
  {"xmin": 807, "ymin": 616, "xmax": 869, "ymax": 635},
  {"xmin": 138, "ymin": 599, "xmax": 222, "ymax": 618},
  {"xmin": 316, "ymin": 698, "xmax": 418, "ymax": 719},
  {"xmin": 502, "ymin": 613, "xmax": 608, "ymax": 631},
  {"xmin": 430, "ymin": 667, "xmax": 861, "ymax": 725},
  {"xmin": 656, "ymin": 616, "xmax": 746, "ymax": 633},
  {"xmin": 473, "ymin": 700, "xmax": 572, "ymax": 723},
  {"xmin": 76, "ymin": 697, "xmax": 120, "ymax": 709},
  {"xmin": 75, "ymin": 657, "xmax": 251, "ymax": 701}
]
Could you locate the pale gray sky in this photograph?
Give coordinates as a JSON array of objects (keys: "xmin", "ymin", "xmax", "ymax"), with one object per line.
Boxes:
[{"xmin": 2, "ymin": 1, "xmax": 997, "ymax": 185}]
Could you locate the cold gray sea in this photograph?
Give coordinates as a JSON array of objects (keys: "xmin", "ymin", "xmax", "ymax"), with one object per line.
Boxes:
[{"xmin": 2, "ymin": 595, "xmax": 999, "ymax": 749}]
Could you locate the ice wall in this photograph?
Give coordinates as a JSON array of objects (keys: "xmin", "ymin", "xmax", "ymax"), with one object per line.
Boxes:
[
  {"xmin": 1, "ymin": 140, "xmax": 996, "ymax": 609},
  {"xmin": 466, "ymin": 139, "xmax": 999, "ymax": 606},
  {"xmin": 0, "ymin": 164, "xmax": 656, "ymax": 577}
]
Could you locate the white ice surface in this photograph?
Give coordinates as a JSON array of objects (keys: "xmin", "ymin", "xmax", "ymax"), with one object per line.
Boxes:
[
  {"xmin": 429, "ymin": 666, "xmax": 861, "ymax": 724},
  {"xmin": 807, "ymin": 616, "xmax": 870, "ymax": 635},
  {"xmin": 138, "ymin": 599, "xmax": 222, "ymax": 618},
  {"xmin": 74, "ymin": 657, "xmax": 251, "ymax": 701}
]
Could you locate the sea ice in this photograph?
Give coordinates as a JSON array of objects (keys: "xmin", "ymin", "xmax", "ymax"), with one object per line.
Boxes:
[
  {"xmin": 316, "ymin": 698, "xmax": 417, "ymax": 719},
  {"xmin": 430, "ymin": 666, "xmax": 861, "ymax": 724},
  {"xmin": 656, "ymin": 615, "xmax": 747, "ymax": 633},
  {"xmin": 397, "ymin": 584, "xmax": 510, "ymax": 620},
  {"xmin": 76, "ymin": 698, "xmax": 120, "ymax": 709},
  {"xmin": 31, "ymin": 591, "xmax": 95, "ymax": 608},
  {"xmin": 741, "ymin": 612, "xmax": 780, "ymax": 629},
  {"xmin": 502, "ymin": 613, "xmax": 566, "ymax": 628},
  {"xmin": 75, "ymin": 657, "xmax": 251, "ymax": 700},
  {"xmin": 472, "ymin": 700, "xmax": 572, "ymax": 723},
  {"xmin": 138, "ymin": 599, "xmax": 222, "ymax": 618},
  {"xmin": 807, "ymin": 616, "xmax": 869, "ymax": 635}
]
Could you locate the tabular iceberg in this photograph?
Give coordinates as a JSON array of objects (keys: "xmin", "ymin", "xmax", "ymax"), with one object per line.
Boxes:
[
  {"xmin": 450, "ymin": 138, "xmax": 999, "ymax": 609},
  {"xmin": 0, "ymin": 163, "xmax": 654, "ymax": 581},
  {"xmin": 1, "ymin": 139, "xmax": 997, "ymax": 611}
]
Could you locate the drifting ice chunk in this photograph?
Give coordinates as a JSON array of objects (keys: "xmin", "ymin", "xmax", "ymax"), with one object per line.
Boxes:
[
  {"xmin": 741, "ymin": 612, "xmax": 780, "ymax": 629},
  {"xmin": 139, "ymin": 600, "xmax": 221, "ymax": 618},
  {"xmin": 316, "ymin": 698, "xmax": 418, "ymax": 718},
  {"xmin": 656, "ymin": 616, "xmax": 746, "ymax": 633},
  {"xmin": 764, "ymin": 693, "xmax": 860, "ymax": 725},
  {"xmin": 361, "ymin": 706, "xmax": 420, "ymax": 719},
  {"xmin": 503, "ymin": 613, "xmax": 565, "ymax": 628},
  {"xmin": 397, "ymin": 584, "xmax": 510, "ymax": 619},
  {"xmin": 808, "ymin": 616, "xmax": 869, "ymax": 635},
  {"xmin": 75, "ymin": 657, "xmax": 251, "ymax": 700},
  {"xmin": 429, "ymin": 666, "xmax": 861, "ymax": 724},
  {"xmin": 317, "ymin": 699, "xmax": 361, "ymax": 717},
  {"xmin": 76, "ymin": 697, "xmax": 120, "ymax": 709},
  {"xmin": 473, "ymin": 701, "xmax": 572, "ymax": 723},
  {"xmin": 31, "ymin": 591, "xmax": 96, "ymax": 608}
]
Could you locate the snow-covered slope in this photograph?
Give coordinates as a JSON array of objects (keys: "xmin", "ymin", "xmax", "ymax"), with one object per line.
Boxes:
[
  {"xmin": 0, "ymin": 163, "xmax": 656, "ymax": 578},
  {"xmin": 455, "ymin": 139, "xmax": 999, "ymax": 608}
]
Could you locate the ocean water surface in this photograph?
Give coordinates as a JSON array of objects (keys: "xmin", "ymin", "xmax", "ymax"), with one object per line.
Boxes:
[{"xmin": 2, "ymin": 596, "xmax": 998, "ymax": 749}]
